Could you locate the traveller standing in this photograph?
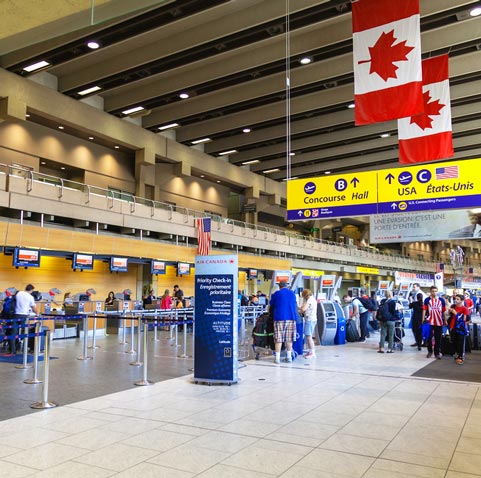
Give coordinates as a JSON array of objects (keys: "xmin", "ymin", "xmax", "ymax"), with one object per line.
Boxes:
[
  {"xmin": 423, "ymin": 286, "xmax": 446, "ymax": 359},
  {"xmin": 447, "ymin": 294, "xmax": 471, "ymax": 365},
  {"xmin": 173, "ymin": 284, "xmax": 184, "ymax": 308},
  {"xmin": 377, "ymin": 290, "xmax": 396, "ymax": 353},
  {"xmin": 13, "ymin": 284, "xmax": 37, "ymax": 356},
  {"xmin": 299, "ymin": 289, "xmax": 317, "ymax": 359},
  {"xmin": 352, "ymin": 288, "xmax": 369, "ymax": 342},
  {"xmin": 269, "ymin": 281, "xmax": 297, "ymax": 364},
  {"xmin": 409, "ymin": 293, "xmax": 424, "ymax": 350}
]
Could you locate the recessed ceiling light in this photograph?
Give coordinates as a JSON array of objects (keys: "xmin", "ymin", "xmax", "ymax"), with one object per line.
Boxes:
[
  {"xmin": 191, "ymin": 138, "xmax": 211, "ymax": 144},
  {"xmin": 78, "ymin": 85, "xmax": 101, "ymax": 96},
  {"xmin": 241, "ymin": 160, "xmax": 260, "ymax": 165},
  {"xmin": 218, "ymin": 150, "xmax": 238, "ymax": 156},
  {"xmin": 114, "ymin": 145, "xmax": 120, "ymax": 149},
  {"xmin": 470, "ymin": 6, "xmax": 481, "ymax": 16},
  {"xmin": 88, "ymin": 136, "xmax": 94, "ymax": 140},
  {"xmin": 87, "ymin": 41, "xmax": 100, "ymax": 49},
  {"xmin": 216, "ymin": 180, "xmax": 221, "ymax": 183},
  {"xmin": 58, "ymin": 126, "xmax": 64, "ymax": 130},
  {"xmin": 158, "ymin": 122, "xmax": 180, "ymax": 130},
  {"xmin": 324, "ymin": 171, "xmax": 331, "ymax": 175},
  {"xmin": 60, "ymin": 167, "xmax": 66, "ymax": 170},
  {"xmin": 289, "ymin": 152, "xmax": 295, "ymax": 156},
  {"xmin": 179, "ymin": 92, "xmax": 190, "ymax": 99},
  {"xmin": 122, "ymin": 106, "xmax": 144, "ymax": 115},
  {"xmin": 200, "ymin": 175, "xmax": 205, "ymax": 178},
  {"xmin": 23, "ymin": 60, "xmax": 50, "ymax": 72},
  {"xmin": 300, "ymin": 57, "xmax": 312, "ymax": 65},
  {"xmin": 380, "ymin": 133, "xmax": 391, "ymax": 138},
  {"xmin": 242, "ymin": 128, "xmax": 251, "ymax": 133},
  {"xmin": 347, "ymin": 103, "xmax": 355, "ymax": 109},
  {"xmin": 25, "ymin": 114, "xmax": 30, "ymax": 118},
  {"xmin": 40, "ymin": 161, "xmax": 46, "ymax": 165},
  {"xmin": 263, "ymin": 168, "xmax": 280, "ymax": 174}
]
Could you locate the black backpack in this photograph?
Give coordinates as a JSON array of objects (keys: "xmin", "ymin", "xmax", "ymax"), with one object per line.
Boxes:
[
  {"xmin": 377, "ymin": 299, "xmax": 395, "ymax": 323},
  {"xmin": 358, "ymin": 296, "xmax": 376, "ymax": 311},
  {"xmin": 1, "ymin": 294, "xmax": 17, "ymax": 319}
]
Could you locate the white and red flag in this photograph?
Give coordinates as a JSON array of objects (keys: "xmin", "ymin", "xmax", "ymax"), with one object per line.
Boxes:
[
  {"xmin": 352, "ymin": 0, "xmax": 423, "ymax": 125},
  {"xmin": 398, "ymin": 55, "xmax": 454, "ymax": 164},
  {"xmin": 196, "ymin": 217, "xmax": 211, "ymax": 255}
]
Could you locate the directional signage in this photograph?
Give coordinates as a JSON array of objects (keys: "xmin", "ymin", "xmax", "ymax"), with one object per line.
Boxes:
[
  {"xmin": 287, "ymin": 158, "xmax": 481, "ymax": 220},
  {"xmin": 286, "ymin": 171, "xmax": 377, "ymax": 220},
  {"xmin": 377, "ymin": 158, "xmax": 481, "ymax": 213}
]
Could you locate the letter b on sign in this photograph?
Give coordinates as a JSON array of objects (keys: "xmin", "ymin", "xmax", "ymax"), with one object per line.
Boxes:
[{"xmin": 335, "ymin": 179, "xmax": 347, "ymax": 192}]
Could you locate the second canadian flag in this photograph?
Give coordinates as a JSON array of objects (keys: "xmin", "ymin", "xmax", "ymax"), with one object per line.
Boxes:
[{"xmin": 398, "ymin": 55, "xmax": 454, "ymax": 164}]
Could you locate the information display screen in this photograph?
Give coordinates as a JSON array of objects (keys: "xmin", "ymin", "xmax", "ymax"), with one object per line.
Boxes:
[
  {"xmin": 73, "ymin": 253, "xmax": 94, "ymax": 270},
  {"xmin": 13, "ymin": 248, "xmax": 41, "ymax": 268},
  {"xmin": 110, "ymin": 257, "xmax": 128, "ymax": 272}
]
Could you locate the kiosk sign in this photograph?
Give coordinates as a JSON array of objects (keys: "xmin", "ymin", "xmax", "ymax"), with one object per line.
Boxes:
[
  {"xmin": 378, "ymin": 159, "xmax": 481, "ymax": 214},
  {"xmin": 194, "ymin": 255, "xmax": 238, "ymax": 384},
  {"xmin": 287, "ymin": 171, "xmax": 377, "ymax": 220}
]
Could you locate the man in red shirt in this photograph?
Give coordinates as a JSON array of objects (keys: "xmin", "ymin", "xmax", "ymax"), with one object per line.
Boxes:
[
  {"xmin": 463, "ymin": 291, "xmax": 474, "ymax": 319},
  {"xmin": 448, "ymin": 294, "xmax": 471, "ymax": 365},
  {"xmin": 423, "ymin": 286, "xmax": 446, "ymax": 359}
]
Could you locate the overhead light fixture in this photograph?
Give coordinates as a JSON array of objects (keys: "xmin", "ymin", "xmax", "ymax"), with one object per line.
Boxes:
[
  {"xmin": 200, "ymin": 175, "xmax": 205, "ymax": 178},
  {"xmin": 242, "ymin": 128, "xmax": 251, "ymax": 133},
  {"xmin": 300, "ymin": 57, "xmax": 312, "ymax": 65},
  {"xmin": 470, "ymin": 6, "xmax": 481, "ymax": 16},
  {"xmin": 58, "ymin": 126, "xmax": 64, "ymax": 130},
  {"xmin": 114, "ymin": 145, "xmax": 120, "ymax": 149},
  {"xmin": 23, "ymin": 60, "xmax": 50, "ymax": 72},
  {"xmin": 122, "ymin": 106, "xmax": 144, "ymax": 115},
  {"xmin": 60, "ymin": 167, "xmax": 66, "ymax": 170},
  {"xmin": 78, "ymin": 85, "xmax": 101, "ymax": 96},
  {"xmin": 347, "ymin": 103, "xmax": 355, "ymax": 109},
  {"xmin": 88, "ymin": 136, "xmax": 94, "ymax": 140},
  {"xmin": 289, "ymin": 152, "xmax": 295, "ymax": 156},
  {"xmin": 218, "ymin": 150, "xmax": 238, "ymax": 156},
  {"xmin": 380, "ymin": 133, "xmax": 391, "ymax": 138},
  {"xmin": 179, "ymin": 92, "xmax": 190, "ymax": 99},
  {"xmin": 263, "ymin": 168, "xmax": 280, "ymax": 174},
  {"xmin": 40, "ymin": 161, "xmax": 46, "ymax": 165},
  {"xmin": 216, "ymin": 180, "xmax": 221, "ymax": 183},
  {"xmin": 191, "ymin": 138, "xmax": 211, "ymax": 144},
  {"xmin": 324, "ymin": 171, "xmax": 331, "ymax": 175},
  {"xmin": 158, "ymin": 122, "xmax": 179, "ymax": 130},
  {"xmin": 241, "ymin": 159, "xmax": 260, "ymax": 165},
  {"xmin": 87, "ymin": 41, "xmax": 100, "ymax": 49},
  {"xmin": 25, "ymin": 114, "xmax": 30, "ymax": 118}
]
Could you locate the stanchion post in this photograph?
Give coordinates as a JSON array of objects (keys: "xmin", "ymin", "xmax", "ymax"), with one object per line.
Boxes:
[
  {"xmin": 125, "ymin": 313, "xmax": 136, "ymax": 354},
  {"xmin": 88, "ymin": 314, "xmax": 100, "ymax": 349},
  {"xmin": 31, "ymin": 330, "xmax": 56, "ymax": 409},
  {"xmin": 153, "ymin": 312, "xmax": 159, "ymax": 342},
  {"xmin": 135, "ymin": 318, "xmax": 153, "ymax": 386},
  {"xmin": 24, "ymin": 321, "xmax": 42, "ymax": 384},
  {"xmin": 15, "ymin": 319, "xmax": 32, "ymax": 369},
  {"xmin": 118, "ymin": 310, "xmax": 128, "ymax": 344},
  {"xmin": 77, "ymin": 316, "xmax": 93, "ymax": 360},
  {"xmin": 130, "ymin": 315, "xmax": 143, "ymax": 366},
  {"xmin": 179, "ymin": 314, "xmax": 189, "ymax": 358}
]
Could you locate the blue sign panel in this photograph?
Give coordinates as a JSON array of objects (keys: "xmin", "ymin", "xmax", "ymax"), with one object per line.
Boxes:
[
  {"xmin": 194, "ymin": 255, "xmax": 238, "ymax": 384},
  {"xmin": 286, "ymin": 203, "xmax": 377, "ymax": 220}
]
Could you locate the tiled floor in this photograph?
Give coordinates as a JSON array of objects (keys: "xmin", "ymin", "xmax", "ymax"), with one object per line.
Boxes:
[{"xmin": 1, "ymin": 329, "xmax": 481, "ymax": 477}]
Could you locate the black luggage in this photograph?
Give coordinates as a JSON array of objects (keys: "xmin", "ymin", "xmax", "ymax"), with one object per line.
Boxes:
[
  {"xmin": 468, "ymin": 323, "xmax": 480, "ymax": 350},
  {"xmin": 252, "ymin": 313, "xmax": 274, "ymax": 350},
  {"xmin": 346, "ymin": 319, "xmax": 360, "ymax": 342},
  {"xmin": 441, "ymin": 333, "xmax": 455, "ymax": 356}
]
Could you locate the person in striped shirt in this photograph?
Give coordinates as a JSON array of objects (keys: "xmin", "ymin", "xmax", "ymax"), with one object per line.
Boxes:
[{"xmin": 422, "ymin": 286, "xmax": 446, "ymax": 359}]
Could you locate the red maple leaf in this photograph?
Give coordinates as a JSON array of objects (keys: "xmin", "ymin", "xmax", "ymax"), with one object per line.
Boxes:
[
  {"xmin": 409, "ymin": 91, "xmax": 445, "ymax": 130},
  {"xmin": 358, "ymin": 30, "xmax": 414, "ymax": 81}
]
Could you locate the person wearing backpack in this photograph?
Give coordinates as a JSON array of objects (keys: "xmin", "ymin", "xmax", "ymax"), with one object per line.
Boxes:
[
  {"xmin": 408, "ymin": 293, "xmax": 424, "ymax": 350},
  {"xmin": 377, "ymin": 290, "xmax": 397, "ymax": 353},
  {"xmin": 447, "ymin": 294, "xmax": 471, "ymax": 365},
  {"xmin": 352, "ymin": 287, "xmax": 370, "ymax": 342},
  {"xmin": 423, "ymin": 286, "xmax": 446, "ymax": 359}
]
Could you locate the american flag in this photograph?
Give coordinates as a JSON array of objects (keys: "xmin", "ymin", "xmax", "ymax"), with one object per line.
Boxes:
[
  {"xmin": 196, "ymin": 217, "xmax": 211, "ymax": 255},
  {"xmin": 436, "ymin": 263, "xmax": 444, "ymax": 273},
  {"xmin": 435, "ymin": 165, "xmax": 458, "ymax": 180}
]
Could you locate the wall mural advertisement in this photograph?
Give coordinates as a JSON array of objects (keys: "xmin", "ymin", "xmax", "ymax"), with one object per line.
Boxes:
[{"xmin": 370, "ymin": 209, "xmax": 481, "ymax": 243}]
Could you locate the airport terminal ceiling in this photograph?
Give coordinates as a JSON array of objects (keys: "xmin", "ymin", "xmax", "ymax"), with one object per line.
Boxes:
[{"xmin": 1, "ymin": 1, "xmax": 481, "ymax": 191}]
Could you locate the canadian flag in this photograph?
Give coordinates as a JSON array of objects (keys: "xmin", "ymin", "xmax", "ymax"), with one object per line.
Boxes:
[
  {"xmin": 352, "ymin": 0, "xmax": 423, "ymax": 125},
  {"xmin": 398, "ymin": 55, "xmax": 454, "ymax": 164}
]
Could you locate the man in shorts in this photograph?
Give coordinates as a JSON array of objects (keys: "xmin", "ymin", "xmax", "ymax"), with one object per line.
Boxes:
[{"xmin": 269, "ymin": 281, "xmax": 298, "ymax": 364}]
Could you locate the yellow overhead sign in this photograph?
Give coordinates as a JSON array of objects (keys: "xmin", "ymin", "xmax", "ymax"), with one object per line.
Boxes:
[
  {"xmin": 377, "ymin": 158, "xmax": 481, "ymax": 214},
  {"xmin": 286, "ymin": 171, "xmax": 378, "ymax": 220},
  {"xmin": 357, "ymin": 266, "xmax": 380, "ymax": 274}
]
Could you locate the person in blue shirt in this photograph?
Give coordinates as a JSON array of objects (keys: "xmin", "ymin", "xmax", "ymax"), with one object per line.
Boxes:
[{"xmin": 269, "ymin": 281, "xmax": 298, "ymax": 364}]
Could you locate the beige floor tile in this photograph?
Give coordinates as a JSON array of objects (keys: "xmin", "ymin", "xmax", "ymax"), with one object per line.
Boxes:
[
  {"xmin": 121, "ymin": 428, "xmax": 195, "ymax": 451},
  {"xmin": 219, "ymin": 419, "xmax": 280, "ymax": 437},
  {"xmin": 450, "ymin": 451, "xmax": 481, "ymax": 475},
  {"xmin": 0, "ymin": 428, "xmax": 68, "ymax": 450},
  {"xmin": 372, "ymin": 457, "xmax": 445, "ymax": 477},
  {"xmin": 196, "ymin": 464, "xmax": 273, "ymax": 478},
  {"xmin": 27, "ymin": 461, "xmax": 116, "ymax": 478},
  {"xmin": 340, "ymin": 421, "xmax": 402, "ymax": 441},
  {"xmin": 147, "ymin": 443, "xmax": 230, "ymax": 474},
  {"xmin": 0, "ymin": 445, "xmax": 23, "ymax": 459},
  {"xmin": 0, "ymin": 460, "xmax": 38, "ymax": 478},
  {"xmin": 457, "ymin": 436, "xmax": 481, "ymax": 455},
  {"xmin": 446, "ymin": 471, "xmax": 481, "ymax": 478},
  {"xmin": 319, "ymin": 433, "xmax": 389, "ymax": 457},
  {"xmin": 56, "ymin": 427, "xmax": 130, "ymax": 450},
  {"xmin": 111, "ymin": 462, "xmax": 195, "ymax": 478},
  {"xmin": 159, "ymin": 422, "xmax": 210, "ymax": 436},
  {"xmin": 380, "ymin": 449, "xmax": 451, "ymax": 469},
  {"xmin": 188, "ymin": 430, "xmax": 258, "ymax": 453},
  {"xmin": 280, "ymin": 465, "xmax": 360, "ymax": 478},
  {"xmin": 265, "ymin": 431, "xmax": 322, "ymax": 447},
  {"xmin": 295, "ymin": 448, "xmax": 375, "ymax": 477}
]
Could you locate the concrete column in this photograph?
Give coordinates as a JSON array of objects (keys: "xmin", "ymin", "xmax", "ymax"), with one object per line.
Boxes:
[
  {"xmin": 0, "ymin": 97, "xmax": 27, "ymax": 122},
  {"xmin": 135, "ymin": 148, "xmax": 155, "ymax": 198}
]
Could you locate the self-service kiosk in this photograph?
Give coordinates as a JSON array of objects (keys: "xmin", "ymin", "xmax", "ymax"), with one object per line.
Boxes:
[
  {"xmin": 316, "ymin": 275, "xmax": 345, "ymax": 345},
  {"xmin": 376, "ymin": 281, "xmax": 394, "ymax": 300}
]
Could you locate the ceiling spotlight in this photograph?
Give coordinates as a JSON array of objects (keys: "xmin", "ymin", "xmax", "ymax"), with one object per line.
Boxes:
[
  {"xmin": 23, "ymin": 60, "xmax": 50, "ymax": 72},
  {"xmin": 263, "ymin": 168, "xmax": 280, "ymax": 174},
  {"xmin": 191, "ymin": 138, "xmax": 211, "ymax": 145},
  {"xmin": 470, "ymin": 6, "xmax": 481, "ymax": 16},
  {"xmin": 200, "ymin": 175, "xmax": 205, "ymax": 178},
  {"xmin": 218, "ymin": 150, "xmax": 238, "ymax": 156},
  {"xmin": 121, "ymin": 106, "xmax": 144, "ymax": 115},
  {"xmin": 78, "ymin": 85, "xmax": 101, "ymax": 96},
  {"xmin": 25, "ymin": 114, "xmax": 30, "ymax": 118},
  {"xmin": 114, "ymin": 145, "xmax": 120, "ymax": 149},
  {"xmin": 347, "ymin": 103, "xmax": 355, "ymax": 109},
  {"xmin": 289, "ymin": 152, "xmax": 295, "ymax": 156},
  {"xmin": 324, "ymin": 171, "xmax": 331, "ymax": 175},
  {"xmin": 158, "ymin": 122, "xmax": 180, "ymax": 130},
  {"xmin": 242, "ymin": 128, "xmax": 251, "ymax": 133},
  {"xmin": 40, "ymin": 161, "xmax": 46, "ymax": 165},
  {"xmin": 179, "ymin": 92, "xmax": 190, "ymax": 99},
  {"xmin": 300, "ymin": 57, "xmax": 312, "ymax": 65},
  {"xmin": 380, "ymin": 133, "xmax": 391, "ymax": 138},
  {"xmin": 58, "ymin": 126, "xmax": 64, "ymax": 130},
  {"xmin": 88, "ymin": 136, "xmax": 94, "ymax": 140},
  {"xmin": 216, "ymin": 180, "xmax": 221, "ymax": 183},
  {"xmin": 60, "ymin": 167, "xmax": 66, "ymax": 170},
  {"xmin": 87, "ymin": 41, "xmax": 100, "ymax": 49}
]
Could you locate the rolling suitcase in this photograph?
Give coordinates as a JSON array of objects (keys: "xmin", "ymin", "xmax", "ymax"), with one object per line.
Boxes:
[
  {"xmin": 441, "ymin": 333, "xmax": 455, "ymax": 356},
  {"xmin": 346, "ymin": 319, "xmax": 360, "ymax": 342},
  {"xmin": 468, "ymin": 323, "xmax": 480, "ymax": 350}
]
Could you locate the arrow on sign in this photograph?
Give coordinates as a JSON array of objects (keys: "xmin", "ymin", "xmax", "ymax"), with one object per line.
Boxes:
[
  {"xmin": 391, "ymin": 203, "xmax": 398, "ymax": 210},
  {"xmin": 350, "ymin": 177, "xmax": 359, "ymax": 188},
  {"xmin": 385, "ymin": 173, "xmax": 395, "ymax": 184},
  {"xmin": 298, "ymin": 210, "xmax": 303, "ymax": 216}
]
